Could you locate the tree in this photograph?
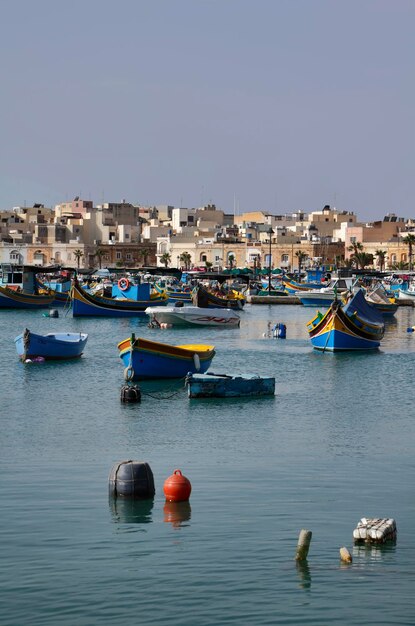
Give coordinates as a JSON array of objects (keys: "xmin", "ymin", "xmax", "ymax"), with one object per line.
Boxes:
[
  {"xmin": 228, "ymin": 254, "xmax": 235, "ymax": 269},
  {"xmin": 138, "ymin": 248, "xmax": 150, "ymax": 267},
  {"xmin": 95, "ymin": 248, "xmax": 105, "ymax": 269},
  {"xmin": 74, "ymin": 249, "xmax": 84, "ymax": 269},
  {"xmin": 352, "ymin": 251, "xmax": 373, "ymax": 269},
  {"xmin": 295, "ymin": 251, "xmax": 308, "ymax": 281},
  {"xmin": 180, "ymin": 251, "xmax": 192, "ymax": 270},
  {"xmin": 205, "ymin": 261, "xmax": 213, "ymax": 270},
  {"xmin": 403, "ymin": 234, "xmax": 415, "ymax": 271},
  {"xmin": 348, "ymin": 241, "xmax": 363, "ymax": 255},
  {"xmin": 375, "ymin": 249, "xmax": 387, "ymax": 272},
  {"xmin": 160, "ymin": 252, "xmax": 171, "ymax": 268},
  {"xmin": 391, "ymin": 261, "xmax": 409, "ymax": 270}
]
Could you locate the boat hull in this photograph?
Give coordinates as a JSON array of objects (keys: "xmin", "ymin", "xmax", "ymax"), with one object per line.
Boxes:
[
  {"xmin": 145, "ymin": 306, "xmax": 240, "ymax": 327},
  {"xmin": 307, "ymin": 291, "xmax": 384, "ymax": 351},
  {"xmin": 186, "ymin": 373, "xmax": 275, "ymax": 398},
  {"xmin": 118, "ymin": 336, "xmax": 215, "ymax": 379},
  {"xmin": 15, "ymin": 330, "xmax": 88, "ymax": 359},
  {"xmin": 71, "ymin": 280, "xmax": 168, "ymax": 317},
  {"xmin": 0, "ymin": 286, "xmax": 55, "ymax": 309}
]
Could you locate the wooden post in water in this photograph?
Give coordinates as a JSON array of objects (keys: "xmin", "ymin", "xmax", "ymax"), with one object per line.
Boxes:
[{"xmin": 295, "ymin": 529, "xmax": 312, "ymax": 561}]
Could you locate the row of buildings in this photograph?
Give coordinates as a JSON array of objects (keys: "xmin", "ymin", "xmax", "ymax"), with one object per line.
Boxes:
[{"xmin": 0, "ymin": 197, "xmax": 414, "ymax": 272}]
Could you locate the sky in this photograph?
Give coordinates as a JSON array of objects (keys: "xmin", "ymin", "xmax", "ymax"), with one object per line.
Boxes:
[{"xmin": 0, "ymin": 0, "xmax": 413, "ymax": 221}]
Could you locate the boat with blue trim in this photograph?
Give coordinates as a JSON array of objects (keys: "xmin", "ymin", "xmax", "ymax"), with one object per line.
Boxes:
[
  {"xmin": 15, "ymin": 328, "xmax": 88, "ymax": 360},
  {"xmin": 118, "ymin": 334, "xmax": 215, "ymax": 380},
  {"xmin": 71, "ymin": 277, "xmax": 168, "ymax": 317},
  {"xmin": 307, "ymin": 288, "xmax": 385, "ymax": 351}
]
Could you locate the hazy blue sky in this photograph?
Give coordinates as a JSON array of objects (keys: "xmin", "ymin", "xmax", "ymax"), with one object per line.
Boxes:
[{"xmin": 1, "ymin": 0, "xmax": 413, "ymax": 220}]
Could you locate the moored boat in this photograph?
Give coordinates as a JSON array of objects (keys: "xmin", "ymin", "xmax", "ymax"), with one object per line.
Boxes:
[
  {"xmin": 71, "ymin": 277, "xmax": 168, "ymax": 317},
  {"xmin": 296, "ymin": 278, "xmax": 354, "ymax": 307},
  {"xmin": 145, "ymin": 303, "xmax": 240, "ymax": 327},
  {"xmin": 15, "ymin": 328, "xmax": 88, "ymax": 360},
  {"xmin": 365, "ymin": 285, "xmax": 398, "ymax": 317},
  {"xmin": 118, "ymin": 334, "xmax": 216, "ymax": 380},
  {"xmin": 0, "ymin": 285, "xmax": 55, "ymax": 309},
  {"xmin": 307, "ymin": 288, "xmax": 385, "ymax": 351},
  {"xmin": 192, "ymin": 285, "xmax": 245, "ymax": 310},
  {"xmin": 186, "ymin": 372, "xmax": 275, "ymax": 398}
]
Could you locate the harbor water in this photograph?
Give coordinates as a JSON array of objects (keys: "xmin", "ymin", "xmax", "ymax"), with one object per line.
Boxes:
[{"xmin": 1, "ymin": 304, "xmax": 415, "ymax": 625}]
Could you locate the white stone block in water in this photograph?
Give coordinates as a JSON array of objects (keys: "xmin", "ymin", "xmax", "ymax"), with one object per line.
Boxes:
[{"xmin": 353, "ymin": 518, "xmax": 397, "ymax": 544}]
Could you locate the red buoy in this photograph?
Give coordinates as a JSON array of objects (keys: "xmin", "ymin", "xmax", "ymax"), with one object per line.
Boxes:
[{"xmin": 163, "ymin": 469, "xmax": 192, "ymax": 502}]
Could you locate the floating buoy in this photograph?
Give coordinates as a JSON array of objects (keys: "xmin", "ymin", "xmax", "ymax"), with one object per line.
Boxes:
[
  {"xmin": 163, "ymin": 469, "xmax": 192, "ymax": 502},
  {"xmin": 340, "ymin": 547, "xmax": 353, "ymax": 563},
  {"xmin": 272, "ymin": 322, "xmax": 287, "ymax": 339},
  {"xmin": 24, "ymin": 356, "xmax": 45, "ymax": 364},
  {"xmin": 109, "ymin": 460, "xmax": 155, "ymax": 498},
  {"xmin": 49, "ymin": 309, "xmax": 59, "ymax": 318},
  {"xmin": 193, "ymin": 353, "xmax": 201, "ymax": 371},
  {"xmin": 120, "ymin": 384, "xmax": 141, "ymax": 403},
  {"xmin": 407, "ymin": 327, "xmax": 415, "ymax": 333}
]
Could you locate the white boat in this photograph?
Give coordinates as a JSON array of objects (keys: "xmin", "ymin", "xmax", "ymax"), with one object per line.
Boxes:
[
  {"xmin": 398, "ymin": 285, "xmax": 415, "ymax": 299},
  {"xmin": 145, "ymin": 303, "xmax": 240, "ymax": 327},
  {"xmin": 295, "ymin": 278, "xmax": 354, "ymax": 307}
]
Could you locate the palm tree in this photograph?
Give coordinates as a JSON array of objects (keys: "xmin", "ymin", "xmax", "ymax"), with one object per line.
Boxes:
[
  {"xmin": 295, "ymin": 251, "xmax": 308, "ymax": 281},
  {"xmin": 160, "ymin": 252, "xmax": 171, "ymax": 268},
  {"xmin": 352, "ymin": 251, "xmax": 373, "ymax": 270},
  {"xmin": 138, "ymin": 248, "xmax": 150, "ymax": 267},
  {"xmin": 74, "ymin": 249, "xmax": 84, "ymax": 269},
  {"xmin": 375, "ymin": 249, "xmax": 387, "ymax": 272},
  {"xmin": 348, "ymin": 241, "xmax": 363, "ymax": 255},
  {"xmin": 391, "ymin": 261, "xmax": 409, "ymax": 270},
  {"xmin": 205, "ymin": 261, "xmax": 213, "ymax": 270},
  {"xmin": 403, "ymin": 234, "xmax": 415, "ymax": 271},
  {"xmin": 180, "ymin": 251, "xmax": 192, "ymax": 270},
  {"xmin": 95, "ymin": 248, "xmax": 105, "ymax": 269},
  {"xmin": 228, "ymin": 254, "xmax": 235, "ymax": 269}
]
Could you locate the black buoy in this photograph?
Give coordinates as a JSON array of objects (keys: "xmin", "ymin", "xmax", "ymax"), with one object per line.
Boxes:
[
  {"xmin": 120, "ymin": 384, "xmax": 141, "ymax": 403},
  {"xmin": 109, "ymin": 460, "xmax": 155, "ymax": 498},
  {"xmin": 49, "ymin": 309, "xmax": 59, "ymax": 318}
]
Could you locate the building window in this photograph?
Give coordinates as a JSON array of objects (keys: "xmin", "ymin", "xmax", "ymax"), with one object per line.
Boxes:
[
  {"xmin": 391, "ymin": 254, "xmax": 397, "ymax": 263},
  {"xmin": 116, "ymin": 252, "xmax": 122, "ymax": 260},
  {"xmin": 126, "ymin": 253, "xmax": 132, "ymax": 260},
  {"xmin": 281, "ymin": 254, "xmax": 289, "ymax": 263}
]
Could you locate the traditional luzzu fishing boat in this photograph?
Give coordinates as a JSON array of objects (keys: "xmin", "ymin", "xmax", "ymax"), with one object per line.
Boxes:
[
  {"xmin": 365, "ymin": 284, "xmax": 398, "ymax": 317},
  {"xmin": 307, "ymin": 288, "xmax": 385, "ymax": 351},
  {"xmin": 154, "ymin": 282, "xmax": 193, "ymax": 303},
  {"xmin": 0, "ymin": 285, "xmax": 55, "ymax": 309},
  {"xmin": 192, "ymin": 285, "xmax": 245, "ymax": 310},
  {"xmin": 71, "ymin": 277, "xmax": 168, "ymax": 317},
  {"xmin": 117, "ymin": 334, "xmax": 215, "ymax": 380},
  {"xmin": 145, "ymin": 303, "xmax": 240, "ymax": 327},
  {"xmin": 14, "ymin": 328, "xmax": 88, "ymax": 360}
]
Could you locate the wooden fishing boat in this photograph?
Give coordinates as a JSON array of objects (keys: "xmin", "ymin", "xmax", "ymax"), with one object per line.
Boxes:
[
  {"xmin": 365, "ymin": 285, "xmax": 398, "ymax": 317},
  {"xmin": 145, "ymin": 303, "xmax": 240, "ymax": 327},
  {"xmin": 192, "ymin": 285, "xmax": 245, "ymax": 310},
  {"xmin": 15, "ymin": 328, "xmax": 88, "ymax": 360},
  {"xmin": 71, "ymin": 278, "xmax": 168, "ymax": 317},
  {"xmin": 118, "ymin": 334, "xmax": 215, "ymax": 380},
  {"xmin": 296, "ymin": 278, "xmax": 354, "ymax": 307},
  {"xmin": 154, "ymin": 283, "xmax": 193, "ymax": 303},
  {"xmin": 186, "ymin": 372, "xmax": 275, "ymax": 398},
  {"xmin": 0, "ymin": 285, "xmax": 55, "ymax": 309},
  {"xmin": 307, "ymin": 288, "xmax": 385, "ymax": 351}
]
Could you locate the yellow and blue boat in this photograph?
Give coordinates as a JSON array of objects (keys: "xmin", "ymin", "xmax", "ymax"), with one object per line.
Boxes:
[
  {"xmin": 307, "ymin": 288, "xmax": 385, "ymax": 351},
  {"xmin": 118, "ymin": 335, "xmax": 216, "ymax": 380}
]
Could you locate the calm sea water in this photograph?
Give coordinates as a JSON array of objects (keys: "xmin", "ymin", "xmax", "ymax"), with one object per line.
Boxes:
[{"xmin": 1, "ymin": 303, "xmax": 415, "ymax": 625}]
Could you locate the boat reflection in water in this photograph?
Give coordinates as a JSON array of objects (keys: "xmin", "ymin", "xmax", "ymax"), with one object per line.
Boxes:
[
  {"xmin": 163, "ymin": 501, "xmax": 192, "ymax": 528},
  {"xmin": 109, "ymin": 497, "xmax": 154, "ymax": 524}
]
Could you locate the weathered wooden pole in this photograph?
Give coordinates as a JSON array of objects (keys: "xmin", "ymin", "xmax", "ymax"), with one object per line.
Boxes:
[{"xmin": 295, "ymin": 529, "xmax": 312, "ymax": 561}]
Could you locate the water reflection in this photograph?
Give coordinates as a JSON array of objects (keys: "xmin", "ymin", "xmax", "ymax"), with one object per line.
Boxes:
[
  {"xmin": 352, "ymin": 542, "xmax": 397, "ymax": 563},
  {"xmin": 163, "ymin": 501, "xmax": 192, "ymax": 528},
  {"xmin": 109, "ymin": 496, "xmax": 154, "ymax": 524},
  {"xmin": 295, "ymin": 559, "xmax": 311, "ymax": 590}
]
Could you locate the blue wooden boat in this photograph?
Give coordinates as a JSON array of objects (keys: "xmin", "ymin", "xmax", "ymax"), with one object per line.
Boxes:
[
  {"xmin": 154, "ymin": 283, "xmax": 193, "ymax": 303},
  {"xmin": 71, "ymin": 278, "xmax": 168, "ymax": 317},
  {"xmin": 15, "ymin": 328, "xmax": 88, "ymax": 360},
  {"xmin": 307, "ymin": 288, "xmax": 385, "ymax": 351},
  {"xmin": 0, "ymin": 285, "xmax": 55, "ymax": 309},
  {"xmin": 118, "ymin": 335, "xmax": 215, "ymax": 380},
  {"xmin": 186, "ymin": 372, "xmax": 275, "ymax": 398},
  {"xmin": 365, "ymin": 285, "xmax": 398, "ymax": 317}
]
